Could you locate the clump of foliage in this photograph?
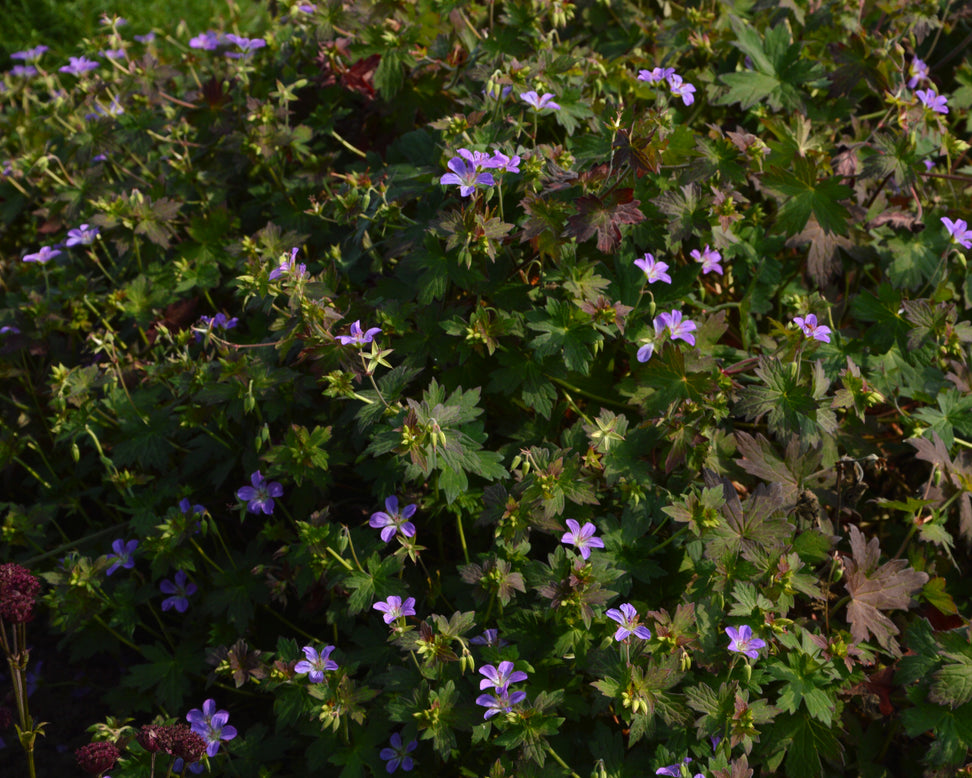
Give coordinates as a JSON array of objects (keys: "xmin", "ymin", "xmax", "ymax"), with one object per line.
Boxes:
[{"xmin": 1, "ymin": 0, "xmax": 972, "ymax": 776}]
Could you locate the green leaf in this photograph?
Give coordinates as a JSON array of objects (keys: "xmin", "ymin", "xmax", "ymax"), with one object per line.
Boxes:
[
  {"xmin": 764, "ymin": 160, "xmax": 852, "ymax": 236},
  {"xmin": 931, "ymin": 656, "xmax": 972, "ymax": 708}
]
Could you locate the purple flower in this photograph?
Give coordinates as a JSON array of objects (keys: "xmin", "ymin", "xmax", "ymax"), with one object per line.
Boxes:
[
  {"xmin": 561, "ymin": 519, "xmax": 605, "ymax": 560},
  {"xmin": 59, "ymin": 56, "xmax": 100, "ymax": 75},
  {"xmin": 101, "ymin": 49, "xmax": 126, "ymax": 59},
  {"xmin": 224, "ymin": 34, "xmax": 266, "ymax": 58},
  {"xmin": 667, "ymin": 73, "xmax": 696, "ymax": 106},
  {"xmin": 373, "ymin": 595, "xmax": 416, "ymax": 624},
  {"xmin": 475, "ymin": 688, "xmax": 528, "ymax": 719},
  {"xmin": 654, "ymin": 310, "xmax": 697, "ymax": 346},
  {"xmin": 520, "ymin": 90, "xmax": 561, "ymax": 111},
  {"xmin": 269, "ymin": 247, "xmax": 307, "ymax": 280},
  {"xmin": 636, "ymin": 342, "xmax": 655, "ymax": 363},
  {"xmin": 916, "ymin": 88, "xmax": 948, "ymax": 114},
  {"xmin": 65, "ymin": 224, "xmax": 99, "ymax": 247},
  {"xmin": 656, "ymin": 757, "xmax": 693, "ymax": 776},
  {"xmin": 186, "ymin": 699, "xmax": 237, "ymax": 757},
  {"xmin": 440, "ymin": 156, "xmax": 495, "ymax": 197},
  {"xmin": 793, "ymin": 313, "xmax": 832, "ymax": 343},
  {"xmin": 22, "ymin": 246, "xmax": 61, "ymax": 264},
  {"xmin": 189, "ymin": 31, "xmax": 223, "ymax": 50},
  {"xmin": 487, "ymin": 150, "xmax": 521, "ymax": 173},
  {"xmin": 942, "ymin": 217, "xmax": 972, "ymax": 249},
  {"xmin": 10, "ymin": 65, "xmax": 37, "ymax": 78},
  {"xmin": 11, "ymin": 46, "xmax": 48, "ymax": 62},
  {"xmin": 690, "ymin": 244, "xmax": 723, "ymax": 275},
  {"xmin": 634, "ymin": 252, "xmax": 671, "ymax": 284},
  {"xmin": 194, "ymin": 312, "xmax": 239, "ymax": 342},
  {"xmin": 0, "ymin": 326, "xmax": 20, "ymax": 336},
  {"xmin": 236, "ymin": 470, "xmax": 284, "ymax": 515},
  {"xmin": 179, "ymin": 498, "xmax": 206, "ymax": 516},
  {"xmin": 726, "ymin": 625, "xmax": 766, "ymax": 660},
  {"xmin": 106, "ymin": 539, "xmax": 138, "ymax": 576},
  {"xmin": 160, "ymin": 570, "xmax": 197, "ymax": 613},
  {"xmin": 335, "ymin": 319, "xmax": 382, "ymax": 345},
  {"xmin": 605, "ymin": 603, "xmax": 652, "ymax": 642},
  {"xmin": 294, "ymin": 645, "xmax": 338, "ymax": 682},
  {"xmin": 479, "ymin": 662, "xmax": 528, "ymax": 693},
  {"xmin": 923, "ymin": 159, "xmax": 935, "ymax": 172},
  {"xmin": 470, "ymin": 629, "xmax": 506, "ymax": 647},
  {"xmin": 637, "ymin": 67, "xmax": 675, "ymax": 83},
  {"xmin": 908, "ymin": 57, "xmax": 929, "ymax": 88},
  {"xmin": 369, "ymin": 496, "xmax": 417, "ymax": 543},
  {"xmin": 298, "ymin": 4, "xmax": 317, "ymax": 12},
  {"xmin": 380, "ymin": 732, "xmax": 417, "ymax": 773},
  {"xmin": 134, "ymin": 33, "xmax": 156, "ymax": 43},
  {"xmin": 485, "ymin": 84, "xmax": 513, "ymax": 100}
]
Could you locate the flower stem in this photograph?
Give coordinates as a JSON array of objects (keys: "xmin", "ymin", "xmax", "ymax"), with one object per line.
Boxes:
[{"xmin": 543, "ymin": 741, "xmax": 581, "ymax": 778}]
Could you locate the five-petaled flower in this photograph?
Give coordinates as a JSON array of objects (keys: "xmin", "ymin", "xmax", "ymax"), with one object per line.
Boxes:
[
  {"xmin": 336, "ymin": 320, "xmax": 382, "ymax": 345},
  {"xmin": 194, "ymin": 312, "xmax": 238, "ymax": 342},
  {"xmin": 369, "ymin": 496, "xmax": 417, "ymax": 542},
  {"xmin": 519, "ymin": 90, "xmax": 561, "ymax": 111},
  {"xmin": 793, "ymin": 313, "xmax": 832, "ymax": 343},
  {"xmin": 224, "ymin": 34, "xmax": 267, "ymax": 59},
  {"xmin": 236, "ymin": 470, "xmax": 284, "ymax": 515},
  {"xmin": 294, "ymin": 645, "xmax": 338, "ymax": 682},
  {"xmin": 475, "ymin": 688, "xmax": 528, "ymax": 720},
  {"xmin": 667, "ymin": 73, "xmax": 696, "ymax": 106},
  {"xmin": 654, "ymin": 310, "xmax": 697, "ymax": 346},
  {"xmin": 942, "ymin": 217, "xmax": 972, "ymax": 249},
  {"xmin": 726, "ymin": 624, "xmax": 766, "ymax": 660},
  {"xmin": 65, "ymin": 224, "xmax": 99, "ymax": 247},
  {"xmin": 561, "ymin": 519, "xmax": 605, "ymax": 560},
  {"xmin": 186, "ymin": 699, "xmax": 237, "ymax": 757},
  {"xmin": 656, "ymin": 757, "xmax": 694, "ymax": 776},
  {"xmin": 189, "ymin": 31, "xmax": 224, "ymax": 50},
  {"xmin": 269, "ymin": 247, "xmax": 307, "ymax": 280},
  {"xmin": 605, "ymin": 603, "xmax": 652, "ymax": 642},
  {"xmin": 479, "ymin": 662, "xmax": 528, "ymax": 694},
  {"xmin": 916, "ymin": 88, "xmax": 949, "ymax": 114},
  {"xmin": 908, "ymin": 57, "xmax": 929, "ymax": 88},
  {"xmin": 380, "ymin": 732, "xmax": 418, "ymax": 773},
  {"xmin": 11, "ymin": 45, "xmax": 49, "ymax": 62},
  {"xmin": 106, "ymin": 539, "xmax": 138, "ymax": 576},
  {"xmin": 160, "ymin": 570, "xmax": 197, "ymax": 613},
  {"xmin": 488, "ymin": 150, "xmax": 521, "ymax": 173},
  {"xmin": 373, "ymin": 595, "xmax": 416, "ymax": 624},
  {"xmin": 59, "ymin": 56, "xmax": 100, "ymax": 75},
  {"xmin": 22, "ymin": 246, "xmax": 61, "ymax": 264},
  {"xmin": 637, "ymin": 67, "xmax": 675, "ymax": 84},
  {"xmin": 690, "ymin": 244, "xmax": 723, "ymax": 275},
  {"xmin": 634, "ymin": 252, "xmax": 671, "ymax": 284},
  {"xmin": 439, "ymin": 156, "xmax": 495, "ymax": 197}
]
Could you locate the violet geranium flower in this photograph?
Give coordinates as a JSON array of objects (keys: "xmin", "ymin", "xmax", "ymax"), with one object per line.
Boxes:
[
  {"xmin": 439, "ymin": 156, "xmax": 495, "ymax": 197},
  {"xmin": 236, "ymin": 470, "xmax": 284, "ymax": 515},
  {"xmin": 942, "ymin": 217, "xmax": 972, "ymax": 249},
  {"xmin": 269, "ymin": 247, "xmax": 307, "ymax": 280},
  {"xmin": 59, "ymin": 56, "xmax": 100, "ymax": 75},
  {"xmin": 335, "ymin": 320, "xmax": 381, "ymax": 345},
  {"xmin": 667, "ymin": 73, "xmax": 696, "ymax": 106},
  {"xmin": 369, "ymin": 496, "xmax": 417, "ymax": 542},
  {"xmin": 160, "ymin": 570, "xmax": 197, "ymax": 613},
  {"xmin": 106, "ymin": 539, "xmax": 138, "ymax": 576},
  {"xmin": 186, "ymin": 699, "xmax": 237, "ymax": 757},
  {"xmin": 65, "ymin": 224, "xmax": 99, "ymax": 247},
  {"xmin": 224, "ymin": 34, "xmax": 266, "ymax": 59},
  {"xmin": 725, "ymin": 624, "xmax": 766, "ymax": 660},
  {"xmin": 373, "ymin": 595, "xmax": 416, "ymax": 624},
  {"xmin": 22, "ymin": 246, "xmax": 61, "ymax": 264},
  {"xmin": 634, "ymin": 252, "xmax": 671, "ymax": 284},
  {"xmin": 690, "ymin": 244, "xmax": 723, "ymax": 275},
  {"xmin": 654, "ymin": 310, "xmax": 697, "ymax": 346},
  {"xmin": 294, "ymin": 645, "xmax": 338, "ymax": 682},
  {"xmin": 478, "ymin": 662, "xmax": 528, "ymax": 693},
  {"xmin": 519, "ymin": 90, "xmax": 561, "ymax": 111},
  {"xmin": 907, "ymin": 57, "xmax": 929, "ymax": 88},
  {"xmin": 561, "ymin": 519, "xmax": 605, "ymax": 560},
  {"xmin": 605, "ymin": 603, "xmax": 652, "ymax": 642},
  {"xmin": 916, "ymin": 88, "xmax": 949, "ymax": 114},
  {"xmin": 380, "ymin": 732, "xmax": 418, "ymax": 773},
  {"xmin": 475, "ymin": 688, "xmax": 527, "ymax": 720},
  {"xmin": 11, "ymin": 46, "xmax": 49, "ymax": 62},
  {"xmin": 793, "ymin": 313, "xmax": 832, "ymax": 343},
  {"xmin": 637, "ymin": 67, "xmax": 675, "ymax": 84}
]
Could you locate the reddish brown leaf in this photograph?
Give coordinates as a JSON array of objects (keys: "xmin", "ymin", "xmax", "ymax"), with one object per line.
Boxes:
[{"xmin": 563, "ymin": 189, "xmax": 644, "ymax": 253}]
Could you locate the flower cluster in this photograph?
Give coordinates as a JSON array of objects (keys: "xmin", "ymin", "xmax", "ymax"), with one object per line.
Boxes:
[
  {"xmin": 638, "ymin": 66, "xmax": 696, "ymax": 105},
  {"xmin": 370, "ymin": 496, "xmax": 417, "ymax": 542},
  {"xmin": 476, "ymin": 661, "xmax": 528, "ymax": 719},
  {"xmin": 75, "ymin": 741, "xmax": 120, "ymax": 775},
  {"xmin": 294, "ymin": 645, "xmax": 338, "ymax": 682},
  {"xmin": 186, "ymin": 698, "xmax": 238, "ymax": 757},
  {"xmin": 440, "ymin": 147, "xmax": 520, "ymax": 197},
  {"xmin": 0, "ymin": 563, "xmax": 41, "ymax": 624}
]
